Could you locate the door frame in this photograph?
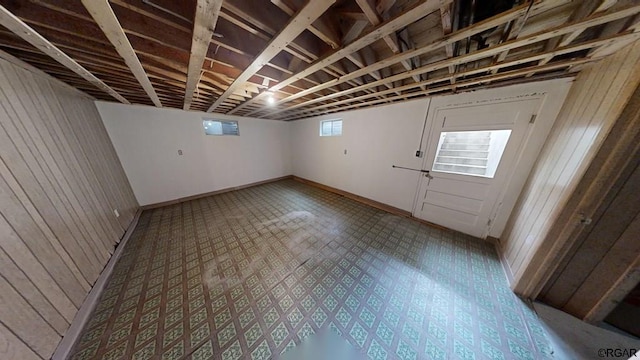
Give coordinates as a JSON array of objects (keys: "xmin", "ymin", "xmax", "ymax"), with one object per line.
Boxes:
[{"xmin": 411, "ymin": 79, "xmax": 574, "ymax": 239}]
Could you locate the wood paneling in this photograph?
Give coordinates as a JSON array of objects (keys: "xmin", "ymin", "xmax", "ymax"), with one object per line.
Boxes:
[
  {"xmin": 536, "ymin": 82, "xmax": 640, "ymax": 321},
  {"xmin": 0, "ymin": 53, "xmax": 138, "ymax": 359},
  {"xmin": 499, "ymin": 40, "xmax": 640, "ymax": 298},
  {"xmin": 543, "ymin": 164, "xmax": 640, "ymax": 317}
]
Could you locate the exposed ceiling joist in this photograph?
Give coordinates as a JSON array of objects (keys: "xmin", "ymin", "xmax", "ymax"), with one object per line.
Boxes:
[
  {"xmin": 490, "ymin": 1, "xmax": 536, "ymax": 75},
  {"xmin": 259, "ymin": 6, "xmax": 640, "ymax": 118},
  {"xmin": 207, "ymin": 0, "xmax": 337, "ymax": 112},
  {"xmin": 81, "ymin": 0, "xmax": 162, "ymax": 107},
  {"xmin": 250, "ymin": 1, "xmax": 522, "ymax": 116},
  {"xmin": 439, "ymin": 3, "xmax": 455, "ymax": 78},
  {"xmin": 233, "ymin": 0, "xmax": 450, "ymax": 115},
  {"xmin": 354, "ymin": 0, "xmax": 420, "ymax": 87},
  {"xmin": 0, "ymin": 0, "xmax": 636, "ymax": 118},
  {"xmin": 281, "ymin": 60, "xmax": 587, "ymax": 119},
  {"xmin": 0, "ymin": 4, "xmax": 129, "ymax": 104},
  {"xmin": 278, "ymin": 31, "xmax": 639, "ymax": 120},
  {"xmin": 270, "ymin": 0, "xmax": 340, "ymax": 49},
  {"xmin": 355, "ymin": 0, "xmax": 399, "ymax": 51},
  {"xmin": 184, "ymin": 0, "xmax": 223, "ymax": 111},
  {"xmin": 342, "ymin": 20, "xmax": 368, "ymax": 44},
  {"xmin": 537, "ymin": 0, "xmax": 619, "ymax": 67}
]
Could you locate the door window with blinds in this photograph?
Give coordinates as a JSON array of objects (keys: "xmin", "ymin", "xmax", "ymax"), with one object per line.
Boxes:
[
  {"xmin": 432, "ymin": 130, "xmax": 511, "ymax": 178},
  {"xmin": 320, "ymin": 119, "xmax": 342, "ymax": 136},
  {"xmin": 203, "ymin": 119, "xmax": 239, "ymax": 136}
]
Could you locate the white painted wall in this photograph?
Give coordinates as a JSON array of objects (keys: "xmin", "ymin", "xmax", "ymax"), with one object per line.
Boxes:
[
  {"xmin": 96, "ymin": 102, "xmax": 292, "ymax": 206},
  {"xmin": 290, "ymin": 79, "xmax": 572, "ymax": 237},
  {"xmin": 290, "ymin": 99, "xmax": 430, "ymax": 212}
]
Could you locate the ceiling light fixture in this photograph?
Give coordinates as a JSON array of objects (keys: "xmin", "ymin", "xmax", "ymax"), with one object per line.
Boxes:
[{"xmin": 265, "ymin": 91, "xmax": 275, "ymax": 105}]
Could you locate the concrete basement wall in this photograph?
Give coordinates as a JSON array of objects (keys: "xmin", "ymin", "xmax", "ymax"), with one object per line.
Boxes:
[{"xmin": 96, "ymin": 102, "xmax": 292, "ymax": 206}]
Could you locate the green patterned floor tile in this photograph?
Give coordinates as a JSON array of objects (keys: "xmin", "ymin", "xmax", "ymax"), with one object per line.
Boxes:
[
  {"xmin": 69, "ymin": 180, "xmax": 555, "ymax": 360},
  {"xmin": 193, "ymin": 339, "xmax": 214, "ymax": 360},
  {"xmin": 190, "ymin": 322, "xmax": 210, "ymax": 347},
  {"xmin": 135, "ymin": 323, "xmax": 158, "ymax": 348},
  {"xmin": 297, "ymin": 322, "xmax": 315, "ymax": 341},
  {"xmin": 311, "ymin": 307, "xmax": 327, "ymax": 328},
  {"xmin": 217, "ymin": 322, "xmax": 237, "ymax": 348},
  {"xmin": 271, "ymin": 322, "xmax": 289, "ymax": 347},
  {"xmin": 251, "ymin": 339, "xmax": 272, "ymax": 360},
  {"xmin": 244, "ymin": 322, "xmax": 263, "ymax": 348},
  {"xmin": 367, "ymin": 339, "xmax": 388, "ymax": 360},
  {"xmin": 349, "ymin": 322, "xmax": 368, "ymax": 347},
  {"xmin": 287, "ymin": 307, "xmax": 304, "ymax": 328},
  {"xmin": 396, "ymin": 339, "xmax": 417, "ymax": 360},
  {"xmin": 133, "ymin": 340, "xmax": 156, "ymax": 360}
]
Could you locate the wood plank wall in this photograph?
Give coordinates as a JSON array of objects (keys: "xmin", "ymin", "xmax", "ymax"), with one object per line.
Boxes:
[
  {"xmin": 499, "ymin": 40, "xmax": 640, "ymax": 297},
  {"xmin": 540, "ymin": 163, "xmax": 640, "ymax": 318},
  {"xmin": 0, "ymin": 54, "xmax": 138, "ymax": 359},
  {"xmin": 530, "ymin": 83, "xmax": 640, "ymax": 322}
]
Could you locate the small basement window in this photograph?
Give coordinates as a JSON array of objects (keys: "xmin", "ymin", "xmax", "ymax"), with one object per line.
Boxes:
[
  {"xmin": 432, "ymin": 130, "xmax": 512, "ymax": 178},
  {"xmin": 203, "ymin": 119, "xmax": 239, "ymax": 136},
  {"xmin": 320, "ymin": 119, "xmax": 342, "ymax": 136}
]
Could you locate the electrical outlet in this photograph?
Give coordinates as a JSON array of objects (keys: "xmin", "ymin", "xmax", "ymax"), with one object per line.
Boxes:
[
  {"xmin": 415, "ymin": 150, "xmax": 423, "ymax": 157},
  {"xmin": 113, "ymin": 209, "xmax": 120, "ymax": 218}
]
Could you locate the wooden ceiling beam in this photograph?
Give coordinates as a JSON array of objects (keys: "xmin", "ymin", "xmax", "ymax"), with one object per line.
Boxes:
[
  {"xmin": 82, "ymin": 0, "xmax": 162, "ymax": 107},
  {"xmin": 220, "ymin": 0, "xmax": 356, "ymax": 96},
  {"xmin": 235, "ymin": 0, "xmax": 450, "ymax": 116},
  {"xmin": 184, "ymin": 0, "xmax": 223, "ymax": 110},
  {"xmin": 342, "ymin": 20, "xmax": 369, "ymax": 44},
  {"xmin": 256, "ymin": 3, "xmax": 640, "ymax": 117},
  {"xmin": 260, "ymin": 12, "xmax": 640, "ymax": 118},
  {"xmin": 489, "ymin": 1, "xmax": 536, "ymax": 75},
  {"xmin": 278, "ymin": 58, "xmax": 592, "ymax": 120},
  {"xmin": 0, "ymin": 0, "xmax": 634, "ymax": 116},
  {"xmin": 136, "ymin": 0, "xmax": 195, "ymax": 23},
  {"xmin": 276, "ymin": 33, "xmax": 626, "ymax": 119},
  {"xmin": 537, "ymin": 0, "xmax": 619, "ymax": 67},
  {"xmin": 355, "ymin": 0, "xmax": 399, "ymax": 52},
  {"xmin": 355, "ymin": 0, "xmax": 420, "ymax": 88},
  {"xmin": 439, "ymin": 3, "xmax": 456, "ymax": 79},
  {"xmin": 3, "ymin": 2, "xmax": 112, "ymax": 46},
  {"xmin": 109, "ymin": 0, "xmax": 192, "ymax": 32},
  {"xmin": 247, "ymin": 1, "xmax": 520, "ymax": 116},
  {"xmin": 219, "ymin": 11, "xmax": 329, "ymax": 89},
  {"xmin": 0, "ymin": 4, "xmax": 129, "ymax": 103},
  {"xmin": 207, "ymin": 0, "xmax": 337, "ymax": 112},
  {"xmin": 271, "ymin": 0, "xmax": 340, "ymax": 49}
]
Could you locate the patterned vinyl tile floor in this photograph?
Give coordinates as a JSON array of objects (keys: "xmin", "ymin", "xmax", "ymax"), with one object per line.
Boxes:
[{"xmin": 71, "ymin": 179, "xmax": 554, "ymax": 360}]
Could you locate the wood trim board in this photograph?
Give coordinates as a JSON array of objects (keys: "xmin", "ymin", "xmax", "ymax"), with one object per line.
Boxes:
[
  {"xmin": 51, "ymin": 209, "xmax": 142, "ymax": 360},
  {"xmin": 140, "ymin": 175, "xmax": 294, "ymax": 210}
]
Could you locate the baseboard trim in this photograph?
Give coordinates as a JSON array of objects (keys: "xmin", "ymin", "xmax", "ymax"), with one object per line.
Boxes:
[
  {"xmin": 52, "ymin": 208, "xmax": 142, "ymax": 360},
  {"xmin": 140, "ymin": 175, "xmax": 294, "ymax": 210},
  {"xmin": 486, "ymin": 236, "xmax": 500, "ymax": 246},
  {"xmin": 497, "ymin": 242, "xmax": 516, "ymax": 287},
  {"xmin": 292, "ymin": 176, "xmax": 412, "ymax": 217},
  {"xmin": 291, "ymin": 176, "xmax": 458, "ymax": 233}
]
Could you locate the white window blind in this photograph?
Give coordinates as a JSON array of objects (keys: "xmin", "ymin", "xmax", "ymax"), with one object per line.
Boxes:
[
  {"xmin": 203, "ymin": 119, "xmax": 239, "ymax": 136},
  {"xmin": 320, "ymin": 119, "xmax": 342, "ymax": 136}
]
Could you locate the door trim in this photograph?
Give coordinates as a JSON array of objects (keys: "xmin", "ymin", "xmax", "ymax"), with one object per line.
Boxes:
[
  {"xmin": 411, "ymin": 79, "xmax": 574, "ymax": 239},
  {"xmin": 413, "ymin": 98, "xmax": 541, "ymax": 238}
]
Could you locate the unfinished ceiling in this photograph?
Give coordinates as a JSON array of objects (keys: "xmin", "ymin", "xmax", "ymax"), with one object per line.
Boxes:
[{"xmin": 0, "ymin": 0, "xmax": 638, "ymax": 120}]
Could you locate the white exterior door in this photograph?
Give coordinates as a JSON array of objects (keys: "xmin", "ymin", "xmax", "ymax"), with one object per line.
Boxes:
[{"xmin": 413, "ymin": 99, "xmax": 539, "ymax": 238}]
